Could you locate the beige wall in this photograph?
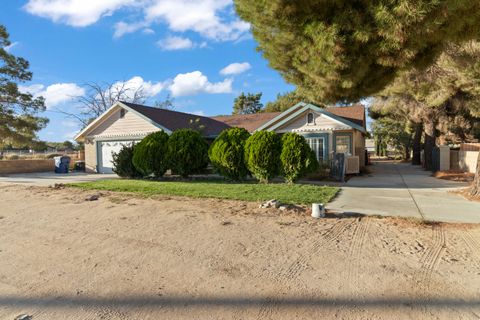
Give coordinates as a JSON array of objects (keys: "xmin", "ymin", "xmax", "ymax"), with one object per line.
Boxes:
[
  {"xmin": 276, "ymin": 110, "xmax": 353, "ymax": 133},
  {"xmin": 89, "ymin": 108, "xmax": 159, "ymax": 137},
  {"xmin": 0, "ymin": 160, "xmax": 55, "ymax": 174},
  {"xmin": 84, "ymin": 140, "xmax": 97, "ymax": 173},
  {"xmin": 450, "ymin": 150, "xmax": 479, "ymax": 173}
]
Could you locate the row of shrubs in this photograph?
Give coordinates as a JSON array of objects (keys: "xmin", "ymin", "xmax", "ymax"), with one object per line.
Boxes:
[
  {"xmin": 113, "ymin": 128, "xmax": 319, "ymax": 183},
  {"xmin": 0, "ymin": 153, "xmax": 64, "ymax": 160}
]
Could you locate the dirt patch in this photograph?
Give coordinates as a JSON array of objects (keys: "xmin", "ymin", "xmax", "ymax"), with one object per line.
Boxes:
[
  {"xmin": 0, "ymin": 184, "xmax": 479, "ymax": 319},
  {"xmin": 433, "ymin": 170, "xmax": 474, "ymax": 183}
]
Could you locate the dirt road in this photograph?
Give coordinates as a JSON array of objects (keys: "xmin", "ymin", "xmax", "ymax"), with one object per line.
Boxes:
[{"xmin": 0, "ymin": 184, "xmax": 479, "ymax": 319}]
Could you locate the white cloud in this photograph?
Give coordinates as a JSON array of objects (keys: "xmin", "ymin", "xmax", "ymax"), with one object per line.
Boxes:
[
  {"xmin": 24, "ymin": 0, "xmax": 250, "ymax": 42},
  {"xmin": 156, "ymin": 36, "xmax": 207, "ymax": 51},
  {"xmin": 157, "ymin": 36, "xmax": 194, "ymax": 51},
  {"xmin": 113, "ymin": 21, "xmax": 147, "ymax": 39},
  {"xmin": 144, "ymin": 0, "xmax": 250, "ymax": 41},
  {"xmin": 4, "ymin": 42, "xmax": 19, "ymax": 52},
  {"xmin": 220, "ymin": 62, "xmax": 251, "ymax": 75},
  {"xmin": 23, "ymin": 0, "xmax": 137, "ymax": 27},
  {"xmin": 112, "ymin": 76, "xmax": 165, "ymax": 98},
  {"xmin": 169, "ymin": 71, "xmax": 232, "ymax": 97},
  {"xmin": 142, "ymin": 28, "xmax": 155, "ymax": 35},
  {"xmin": 19, "ymin": 83, "xmax": 85, "ymax": 109}
]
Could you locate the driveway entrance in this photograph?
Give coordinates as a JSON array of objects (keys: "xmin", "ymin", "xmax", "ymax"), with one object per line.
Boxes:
[{"xmin": 327, "ymin": 161, "xmax": 480, "ymax": 223}]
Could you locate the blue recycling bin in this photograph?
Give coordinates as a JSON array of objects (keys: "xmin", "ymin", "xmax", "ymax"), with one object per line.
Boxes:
[{"xmin": 54, "ymin": 156, "xmax": 71, "ymax": 174}]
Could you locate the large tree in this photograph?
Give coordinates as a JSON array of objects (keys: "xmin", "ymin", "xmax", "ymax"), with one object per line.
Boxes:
[
  {"xmin": 0, "ymin": 25, "xmax": 47, "ymax": 148},
  {"xmin": 264, "ymin": 90, "xmax": 311, "ymax": 112},
  {"xmin": 373, "ymin": 41, "xmax": 480, "ymax": 195},
  {"xmin": 232, "ymin": 92, "xmax": 263, "ymax": 114},
  {"xmin": 235, "ymin": 0, "xmax": 480, "ymax": 103}
]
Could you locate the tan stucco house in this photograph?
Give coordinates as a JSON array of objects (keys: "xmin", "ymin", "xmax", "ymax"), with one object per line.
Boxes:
[{"xmin": 75, "ymin": 101, "xmax": 366, "ymax": 174}]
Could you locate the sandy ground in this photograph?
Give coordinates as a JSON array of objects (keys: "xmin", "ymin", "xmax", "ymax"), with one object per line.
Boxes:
[{"xmin": 0, "ymin": 185, "xmax": 479, "ymax": 319}]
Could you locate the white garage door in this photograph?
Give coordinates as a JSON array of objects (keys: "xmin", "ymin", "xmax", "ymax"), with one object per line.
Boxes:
[{"xmin": 98, "ymin": 140, "xmax": 139, "ymax": 174}]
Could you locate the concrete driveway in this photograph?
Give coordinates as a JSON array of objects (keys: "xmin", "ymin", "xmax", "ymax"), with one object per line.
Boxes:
[
  {"xmin": 0, "ymin": 171, "xmax": 116, "ymax": 186},
  {"xmin": 327, "ymin": 161, "xmax": 480, "ymax": 224}
]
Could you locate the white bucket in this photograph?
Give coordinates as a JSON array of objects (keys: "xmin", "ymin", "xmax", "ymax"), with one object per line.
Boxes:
[{"xmin": 311, "ymin": 203, "xmax": 325, "ymax": 218}]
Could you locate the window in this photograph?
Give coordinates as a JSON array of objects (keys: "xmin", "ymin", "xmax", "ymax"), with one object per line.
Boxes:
[
  {"xmin": 120, "ymin": 109, "xmax": 126, "ymax": 118},
  {"xmin": 307, "ymin": 112, "xmax": 314, "ymax": 124},
  {"xmin": 306, "ymin": 137, "xmax": 325, "ymax": 160},
  {"xmin": 335, "ymin": 135, "xmax": 351, "ymax": 155}
]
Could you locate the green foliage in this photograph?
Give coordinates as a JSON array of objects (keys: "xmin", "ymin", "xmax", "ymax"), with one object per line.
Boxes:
[
  {"xmin": 73, "ymin": 179, "xmax": 339, "ymax": 205},
  {"xmin": 208, "ymin": 127, "xmax": 251, "ymax": 180},
  {"xmin": 264, "ymin": 90, "xmax": 312, "ymax": 112},
  {"xmin": 0, "ymin": 25, "xmax": 48, "ymax": 148},
  {"xmin": 244, "ymin": 130, "xmax": 281, "ymax": 183},
  {"xmin": 132, "ymin": 131, "xmax": 169, "ymax": 177},
  {"xmin": 372, "ymin": 118, "xmax": 412, "ymax": 159},
  {"xmin": 235, "ymin": 0, "xmax": 480, "ymax": 102},
  {"xmin": 112, "ymin": 144, "xmax": 142, "ymax": 179},
  {"xmin": 280, "ymin": 133, "xmax": 318, "ymax": 183},
  {"xmin": 167, "ymin": 129, "xmax": 209, "ymax": 178},
  {"xmin": 233, "ymin": 92, "xmax": 263, "ymax": 114}
]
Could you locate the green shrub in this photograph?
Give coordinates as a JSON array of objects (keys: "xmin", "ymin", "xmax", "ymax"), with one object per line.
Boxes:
[
  {"xmin": 167, "ymin": 129, "xmax": 208, "ymax": 178},
  {"xmin": 280, "ymin": 133, "xmax": 319, "ymax": 183},
  {"xmin": 209, "ymin": 127, "xmax": 251, "ymax": 180},
  {"xmin": 112, "ymin": 144, "xmax": 142, "ymax": 178},
  {"xmin": 244, "ymin": 130, "xmax": 281, "ymax": 183},
  {"xmin": 132, "ymin": 131, "xmax": 169, "ymax": 177}
]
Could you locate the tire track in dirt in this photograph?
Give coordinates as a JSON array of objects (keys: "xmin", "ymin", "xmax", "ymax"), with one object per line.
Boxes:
[
  {"xmin": 418, "ymin": 224, "xmax": 446, "ymax": 291},
  {"xmin": 460, "ymin": 229, "xmax": 480, "ymax": 265},
  {"xmin": 280, "ymin": 219, "xmax": 354, "ymax": 282},
  {"xmin": 345, "ymin": 217, "xmax": 370, "ymax": 294},
  {"xmin": 254, "ymin": 219, "xmax": 355, "ymax": 319}
]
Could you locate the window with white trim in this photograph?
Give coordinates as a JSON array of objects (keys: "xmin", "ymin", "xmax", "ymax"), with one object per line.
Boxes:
[
  {"xmin": 306, "ymin": 137, "xmax": 325, "ymax": 160},
  {"xmin": 335, "ymin": 135, "xmax": 351, "ymax": 155}
]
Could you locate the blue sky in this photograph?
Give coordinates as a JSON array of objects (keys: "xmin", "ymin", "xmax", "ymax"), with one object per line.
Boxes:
[{"xmin": 1, "ymin": 0, "xmax": 295, "ymax": 142}]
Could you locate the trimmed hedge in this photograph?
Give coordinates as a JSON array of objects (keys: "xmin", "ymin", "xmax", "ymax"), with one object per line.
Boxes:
[
  {"xmin": 244, "ymin": 130, "xmax": 281, "ymax": 183},
  {"xmin": 280, "ymin": 133, "xmax": 319, "ymax": 183},
  {"xmin": 167, "ymin": 129, "xmax": 209, "ymax": 178},
  {"xmin": 209, "ymin": 127, "xmax": 251, "ymax": 180},
  {"xmin": 132, "ymin": 131, "xmax": 169, "ymax": 177},
  {"xmin": 112, "ymin": 144, "xmax": 142, "ymax": 178}
]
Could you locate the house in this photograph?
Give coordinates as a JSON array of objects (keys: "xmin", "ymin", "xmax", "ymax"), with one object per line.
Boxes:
[
  {"xmin": 74, "ymin": 101, "xmax": 230, "ymax": 173},
  {"xmin": 214, "ymin": 102, "xmax": 367, "ymax": 173},
  {"xmin": 75, "ymin": 101, "xmax": 366, "ymax": 174}
]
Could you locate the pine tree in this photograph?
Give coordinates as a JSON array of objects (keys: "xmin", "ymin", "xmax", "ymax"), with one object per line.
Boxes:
[
  {"xmin": 0, "ymin": 25, "xmax": 47, "ymax": 148},
  {"xmin": 235, "ymin": 0, "xmax": 480, "ymax": 103}
]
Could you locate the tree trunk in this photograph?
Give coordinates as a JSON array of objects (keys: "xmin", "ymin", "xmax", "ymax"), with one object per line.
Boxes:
[
  {"xmin": 412, "ymin": 123, "xmax": 422, "ymax": 165},
  {"xmin": 405, "ymin": 146, "xmax": 411, "ymax": 161},
  {"xmin": 423, "ymin": 119, "xmax": 436, "ymax": 171},
  {"xmin": 469, "ymin": 151, "xmax": 480, "ymax": 197}
]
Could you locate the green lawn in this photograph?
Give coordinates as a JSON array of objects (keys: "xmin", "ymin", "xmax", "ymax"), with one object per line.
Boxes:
[{"xmin": 71, "ymin": 179, "xmax": 338, "ymax": 205}]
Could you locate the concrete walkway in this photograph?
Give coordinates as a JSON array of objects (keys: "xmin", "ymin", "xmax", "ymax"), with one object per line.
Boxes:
[
  {"xmin": 0, "ymin": 171, "xmax": 116, "ymax": 186},
  {"xmin": 327, "ymin": 161, "xmax": 480, "ymax": 224}
]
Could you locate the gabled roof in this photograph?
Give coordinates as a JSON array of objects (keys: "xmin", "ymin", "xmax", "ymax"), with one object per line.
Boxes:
[
  {"xmin": 74, "ymin": 101, "xmax": 231, "ymax": 141},
  {"xmin": 213, "ymin": 103, "xmax": 366, "ymax": 133},
  {"xmin": 122, "ymin": 102, "xmax": 230, "ymax": 137},
  {"xmin": 212, "ymin": 112, "xmax": 282, "ymax": 133},
  {"xmin": 256, "ymin": 102, "xmax": 366, "ymax": 133}
]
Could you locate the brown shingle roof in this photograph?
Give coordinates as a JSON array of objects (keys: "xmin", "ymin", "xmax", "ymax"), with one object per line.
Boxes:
[
  {"xmin": 326, "ymin": 104, "xmax": 366, "ymax": 128},
  {"xmin": 212, "ymin": 104, "xmax": 366, "ymax": 132},
  {"xmin": 211, "ymin": 112, "xmax": 282, "ymax": 133},
  {"xmin": 123, "ymin": 102, "xmax": 231, "ymax": 137}
]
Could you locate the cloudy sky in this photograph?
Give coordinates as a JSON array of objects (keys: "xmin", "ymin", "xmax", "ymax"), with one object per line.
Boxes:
[{"xmin": 1, "ymin": 0, "xmax": 294, "ymax": 142}]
